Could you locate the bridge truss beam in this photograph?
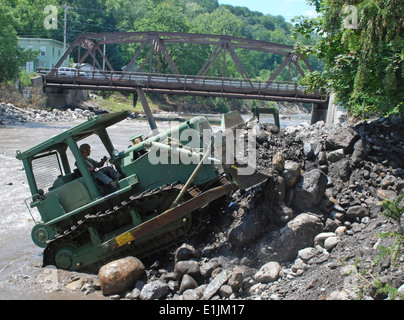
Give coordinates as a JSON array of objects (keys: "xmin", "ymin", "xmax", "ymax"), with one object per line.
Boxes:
[
  {"xmin": 50, "ymin": 32, "xmax": 313, "ymax": 85},
  {"xmin": 45, "ymin": 31, "xmax": 328, "ymax": 106}
]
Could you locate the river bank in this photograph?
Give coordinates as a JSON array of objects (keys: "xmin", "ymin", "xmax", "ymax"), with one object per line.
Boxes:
[
  {"xmin": 0, "ymin": 102, "xmax": 403, "ymax": 301},
  {"xmin": 0, "ymin": 101, "xmax": 313, "ymax": 127}
]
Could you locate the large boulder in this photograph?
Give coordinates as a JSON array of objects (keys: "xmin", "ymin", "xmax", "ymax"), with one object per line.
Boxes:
[
  {"xmin": 98, "ymin": 256, "xmax": 145, "ymax": 295},
  {"xmin": 255, "ymin": 213, "xmax": 324, "ymax": 264},
  {"xmin": 228, "ymin": 210, "xmax": 265, "ymax": 247},
  {"xmin": 254, "ymin": 261, "xmax": 282, "ymax": 283},
  {"xmin": 293, "ymin": 169, "xmax": 327, "ymax": 209},
  {"xmin": 325, "ymin": 126, "xmax": 358, "ymax": 152},
  {"xmin": 351, "ymin": 138, "xmax": 371, "ymax": 165}
]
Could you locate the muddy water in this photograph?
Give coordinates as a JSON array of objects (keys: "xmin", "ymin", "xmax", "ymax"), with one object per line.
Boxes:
[{"xmin": 0, "ymin": 114, "xmax": 311, "ymax": 300}]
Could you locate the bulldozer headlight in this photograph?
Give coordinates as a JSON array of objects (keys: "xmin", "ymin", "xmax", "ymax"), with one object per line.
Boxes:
[{"xmin": 112, "ymin": 149, "xmax": 120, "ymax": 157}]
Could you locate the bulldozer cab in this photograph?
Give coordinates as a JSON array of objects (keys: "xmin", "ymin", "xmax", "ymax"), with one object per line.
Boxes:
[{"xmin": 16, "ymin": 111, "xmax": 131, "ymax": 223}]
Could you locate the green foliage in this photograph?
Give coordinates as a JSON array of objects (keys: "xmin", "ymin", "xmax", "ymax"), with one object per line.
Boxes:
[
  {"xmin": 293, "ymin": 0, "xmax": 404, "ymax": 117},
  {"xmin": 19, "ymin": 70, "xmax": 37, "ymax": 87},
  {"xmin": 0, "ymin": 2, "xmax": 38, "ymax": 83}
]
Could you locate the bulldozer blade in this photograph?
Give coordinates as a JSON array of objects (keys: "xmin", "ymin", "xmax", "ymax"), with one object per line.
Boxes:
[
  {"xmin": 103, "ymin": 183, "xmax": 234, "ymax": 252},
  {"xmin": 228, "ymin": 162, "xmax": 269, "ymax": 190},
  {"xmin": 221, "ymin": 111, "xmax": 245, "ymax": 131}
]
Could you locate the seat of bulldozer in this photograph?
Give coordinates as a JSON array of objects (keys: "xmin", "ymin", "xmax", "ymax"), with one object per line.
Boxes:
[
  {"xmin": 45, "ymin": 177, "xmax": 91, "ymax": 213},
  {"xmin": 51, "ymin": 170, "xmax": 82, "ymax": 190}
]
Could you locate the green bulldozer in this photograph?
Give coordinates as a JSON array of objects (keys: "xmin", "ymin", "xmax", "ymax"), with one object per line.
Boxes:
[{"xmin": 16, "ymin": 110, "xmax": 267, "ymax": 272}]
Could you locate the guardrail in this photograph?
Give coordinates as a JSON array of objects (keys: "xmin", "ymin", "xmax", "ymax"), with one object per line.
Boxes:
[{"xmin": 42, "ymin": 68, "xmax": 328, "ymax": 103}]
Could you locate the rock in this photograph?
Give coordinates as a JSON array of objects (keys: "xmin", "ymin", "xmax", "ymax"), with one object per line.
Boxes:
[
  {"xmin": 174, "ymin": 260, "xmax": 200, "ymax": 280},
  {"xmin": 219, "ymin": 285, "xmax": 233, "ymax": 298},
  {"xmin": 228, "ymin": 266, "xmax": 245, "ymax": 292},
  {"xmin": 273, "ymin": 204, "xmax": 294, "ymax": 224},
  {"xmin": 175, "ymin": 243, "xmax": 196, "ymax": 263},
  {"xmin": 351, "ymin": 138, "xmax": 371, "ymax": 165},
  {"xmin": 81, "ymin": 283, "xmax": 95, "ymax": 295},
  {"xmin": 272, "ymin": 151, "xmax": 284, "ymax": 172},
  {"xmin": 66, "ymin": 279, "xmax": 84, "ymax": 291},
  {"xmin": 397, "ymin": 284, "xmax": 404, "ymax": 297},
  {"xmin": 297, "ymin": 247, "xmax": 322, "ymax": 263},
  {"xmin": 140, "ymin": 280, "xmax": 170, "ymax": 300},
  {"xmin": 327, "ymin": 149, "xmax": 344, "ymax": 163},
  {"xmin": 380, "ymin": 175, "xmax": 397, "ymax": 189},
  {"xmin": 346, "ymin": 205, "xmax": 369, "ymax": 220},
  {"xmin": 254, "ymin": 125, "xmax": 269, "ymax": 143},
  {"xmin": 274, "ymin": 175, "xmax": 286, "ymax": 202},
  {"xmin": 98, "ymin": 256, "xmax": 146, "ymax": 295},
  {"xmin": 179, "ymin": 274, "xmax": 198, "ymax": 294},
  {"xmin": 201, "ymin": 269, "xmax": 232, "ymax": 300},
  {"xmin": 303, "ymin": 140, "xmax": 321, "ymax": 159},
  {"xmin": 0, "ymin": 103, "xmax": 96, "ymax": 124},
  {"xmin": 182, "ymin": 289, "xmax": 200, "ymax": 300},
  {"xmin": 326, "ymin": 290, "xmax": 350, "ymax": 300},
  {"xmin": 335, "ymin": 226, "xmax": 347, "ymax": 235},
  {"xmin": 324, "ymin": 236, "xmax": 339, "ymax": 251},
  {"xmin": 281, "ymin": 161, "xmax": 302, "ymax": 188},
  {"xmin": 254, "ymin": 261, "xmax": 282, "ymax": 283},
  {"xmin": 314, "ymin": 232, "xmax": 337, "ymax": 248},
  {"xmin": 200, "ymin": 261, "xmax": 220, "ymax": 278},
  {"xmin": 131, "ymin": 287, "xmax": 141, "ymax": 299},
  {"xmin": 256, "ymin": 213, "xmax": 324, "ymax": 264},
  {"xmin": 228, "ymin": 210, "xmax": 264, "ymax": 247},
  {"xmin": 318, "ymin": 151, "xmax": 327, "ymax": 165},
  {"xmin": 293, "ymin": 169, "xmax": 328, "ymax": 209},
  {"xmin": 328, "ymin": 158, "xmax": 351, "ymax": 182},
  {"xmin": 326, "ymin": 126, "xmax": 357, "ymax": 152}
]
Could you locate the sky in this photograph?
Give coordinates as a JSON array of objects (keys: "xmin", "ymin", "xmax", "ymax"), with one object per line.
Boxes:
[{"xmin": 218, "ymin": 0, "xmax": 318, "ymax": 21}]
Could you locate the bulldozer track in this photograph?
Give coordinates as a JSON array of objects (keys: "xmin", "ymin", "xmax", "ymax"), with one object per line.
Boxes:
[
  {"xmin": 42, "ymin": 181, "xmax": 216, "ymax": 272},
  {"xmin": 43, "ymin": 182, "xmax": 193, "ymax": 272}
]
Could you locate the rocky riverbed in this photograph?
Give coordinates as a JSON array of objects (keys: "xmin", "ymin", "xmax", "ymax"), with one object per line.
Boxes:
[{"xmin": 1, "ymin": 102, "xmax": 403, "ymax": 301}]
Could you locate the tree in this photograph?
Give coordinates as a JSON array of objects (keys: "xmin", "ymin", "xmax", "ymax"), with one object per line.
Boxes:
[
  {"xmin": 133, "ymin": 0, "xmax": 190, "ymax": 33},
  {"xmin": 0, "ymin": 3, "xmax": 37, "ymax": 83},
  {"xmin": 191, "ymin": 6, "xmax": 243, "ymax": 36},
  {"xmin": 293, "ymin": 0, "xmax": 404, "ymax": 117},
  {"xmin": 4, "ymin": 0, "xmax": 60, "ymax": 40}
]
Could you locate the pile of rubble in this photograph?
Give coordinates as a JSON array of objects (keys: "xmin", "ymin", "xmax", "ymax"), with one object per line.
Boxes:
[
  {"xmin": 55, "ymin": 114, "xmax": 404, "ymax": 300},
  {"xmin": 0, "ymin": 102, "xmax": 96, "ymax": 124}
]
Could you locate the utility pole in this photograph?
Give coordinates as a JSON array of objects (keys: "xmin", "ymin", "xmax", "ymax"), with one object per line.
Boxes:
[
  {"xmin": 61, "ymin": 3, "xmax": 73, "ymax": 66},
  {"xmin": 103, "ymin": 37, "xmax": 106, "ymax": 71}
]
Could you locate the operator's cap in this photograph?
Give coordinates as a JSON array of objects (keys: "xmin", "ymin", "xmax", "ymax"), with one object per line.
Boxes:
[
  {"xmin": 130, "ymin": 134, "xmax": 144, "ymax": 145},
  {"xmin": 130, "ymin": 133, "xmax": 143, "ymax": 141}
]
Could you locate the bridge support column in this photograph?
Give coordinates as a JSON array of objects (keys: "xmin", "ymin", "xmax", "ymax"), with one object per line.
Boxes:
[
  {"xmin": 326, "ymin": 92, "xmax": 338, "ymax": 125},
  {"xmin": 310, "ymin": 101, "xmax": 328, "ymax": 125},
  {"xmin": 135, "ymin": 88, "xmax": 158, "ymax": 135}
]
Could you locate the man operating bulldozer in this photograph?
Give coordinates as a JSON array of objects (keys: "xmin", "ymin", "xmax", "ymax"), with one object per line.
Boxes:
[{"xmin": 79, "ymin": 143, "xmax": 120, "ymax": 190}]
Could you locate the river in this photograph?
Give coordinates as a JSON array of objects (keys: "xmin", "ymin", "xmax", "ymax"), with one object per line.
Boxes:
[{"xmin": 0, "ymin": 113, "xmax": 311, "ymax": 299}]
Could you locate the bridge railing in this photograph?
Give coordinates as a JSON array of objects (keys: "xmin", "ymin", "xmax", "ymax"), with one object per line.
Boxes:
[{"xmin": 42, "ymin": 68, "xmax": 327, "ymax": 101}]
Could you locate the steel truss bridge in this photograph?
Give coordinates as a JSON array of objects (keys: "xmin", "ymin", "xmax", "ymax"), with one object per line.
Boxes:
[{"xmin": 44, "ymin": 32, "xmax": 328, "ymax": 104}]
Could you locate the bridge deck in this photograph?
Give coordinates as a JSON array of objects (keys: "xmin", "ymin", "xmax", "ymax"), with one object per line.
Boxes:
[{"xmin": 43, "ymin": 70, "xmax": 328, "ymax": 104}]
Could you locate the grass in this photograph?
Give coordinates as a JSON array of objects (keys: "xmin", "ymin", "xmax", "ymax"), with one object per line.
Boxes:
[{"xmin": 98, "ymin": 92, "xmax": 161, "ymax": 114}]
